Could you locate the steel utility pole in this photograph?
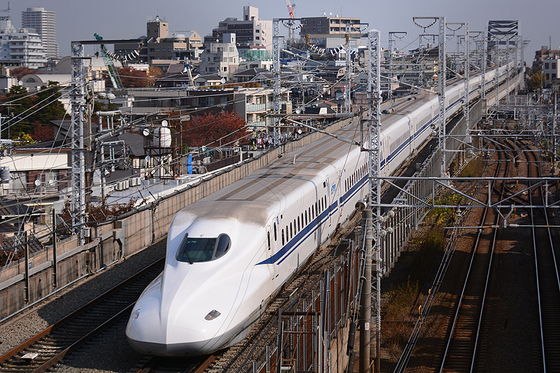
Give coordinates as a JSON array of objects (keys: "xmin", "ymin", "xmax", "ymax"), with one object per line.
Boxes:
[
  {"xmin": 413, "ymin": 17, "xmax": 446, "ymax": 176},
  {"xmin": 438, "ymin": 17, "xmax": 447, "ymax": 177},
  {"xmin": 388, "ymin": 32, "xmax": 407, "ymax": 104},
  {"xmin": 364, "ymin": 29, "xmax": 382, "ymax": 373},
  {"xmin": 273, "ymin": 19, "xmax": 281, "ymax": 145},
  {"xmin": 70, "ymin": 41, "xmax": 87, "ymax": 245}
]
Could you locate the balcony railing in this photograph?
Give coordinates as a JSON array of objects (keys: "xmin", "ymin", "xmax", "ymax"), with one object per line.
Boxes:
[
  {"xmin": 247, "ymin": 103, "xmax": 266, "ymax": 112},
  {"xmin": 248, "ymin": 120, "xmax": 266, "ymax": 130}
]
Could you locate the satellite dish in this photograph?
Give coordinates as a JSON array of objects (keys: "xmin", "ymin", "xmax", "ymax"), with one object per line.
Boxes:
[
  {"xmin": 161, "ymin": 120, "xmax": 169, "ymax": 127},
  {"xmin": 107, "ymin": 93, "xmax": 116, "ymax": 100},
  {"xmin": 145, "ymin": 155, "xmax": 151, "ymax": 163},
  {"xmin": 35, "ymin": 179, "xmax": 41, "ymax": 187},
  {"xmin": 48, "ymin": 179, "xmax": 55, "ymax": 186},
  {"xmin": 142, "ymin": 128, "xmax": 150, "ymax": 137}
]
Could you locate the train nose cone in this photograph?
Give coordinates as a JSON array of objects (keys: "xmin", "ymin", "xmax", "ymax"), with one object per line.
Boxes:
[{"xmin": 126, "ymin": 310, "xmax": 219, "ymax": 356}]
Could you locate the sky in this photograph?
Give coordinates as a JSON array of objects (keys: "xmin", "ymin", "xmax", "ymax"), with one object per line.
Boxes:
[{"xmin": 7, "ymin": 0, "xmax": 560, "ymax": 64}]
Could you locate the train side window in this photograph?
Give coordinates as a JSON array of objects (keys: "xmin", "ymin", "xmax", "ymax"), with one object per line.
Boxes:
[
  {"xmin": 267, "ymin": 231, "xmax": 271, "ymax": 250},
  {"xmin": 315, "ymin": 202, "xmax": 318, "ymax": 216},
  {"xmin": 305, "ymin": 210, "xmax": 308, "ymax": 225},
  {"xmin": 273, "ymin": 222, "xmax": 277, "ymax": 241},
  {"xmin": 290, "ymin": 223, "xmax": 293, "ymax": 239},
  {"xmin": 282, "ymin": 229, "xmax": 285, "ymax": 245},
  {"xmin": 214, "ymin": 234, "xmax": 231, "ymax": 259}
]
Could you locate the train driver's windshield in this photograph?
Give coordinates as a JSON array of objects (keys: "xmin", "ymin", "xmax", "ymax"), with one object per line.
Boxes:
[{"xmin": 176, "ymin": 234, "xmax": 231, "ymax": 263}]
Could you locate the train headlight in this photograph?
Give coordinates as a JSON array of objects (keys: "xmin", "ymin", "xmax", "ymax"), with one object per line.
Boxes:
[
  {"xmin": 205, "ymin": 309, "xmax": 221, "ymax": 321},
  {"xmin": 132, "ymin": 309, "xmax": 140, "ymax": 320}
]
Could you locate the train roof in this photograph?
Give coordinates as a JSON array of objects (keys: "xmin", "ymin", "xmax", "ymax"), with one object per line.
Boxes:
[{"xmin": 182, "ymin": 119, "xmax": 364, "ymax": 226}]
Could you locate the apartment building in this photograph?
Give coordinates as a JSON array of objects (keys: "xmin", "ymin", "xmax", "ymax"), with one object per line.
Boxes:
[
  {"xmin": 211, "ymin": 6, "xmax": 272, "ymax": 50},
  {"xmin": 0, "ymin": 16, "xmax": 46, "ymax": 68},
  {"xmin": 21, "ymin": 7, "xmax": 58, "ymax": 60},
  {"xmin": 199, "ymin": 33, "xmax": 239, "ymax": 79}
]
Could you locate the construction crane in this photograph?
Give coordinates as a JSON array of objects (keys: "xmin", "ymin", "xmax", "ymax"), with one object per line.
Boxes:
[
  {"xmin": 183, "ymin": 60, "xmax": 195, "ymax": 87},
  {"xmin": 94, "ymin": 33, "xmax": 124, "ymax": 90},
  {"xmin": 285, "ymin": 0, "xmax": 296, "ymax": 42},
  {"xmin": 285, "ymin": 0, "xmax": 295, "ymax": 19}
]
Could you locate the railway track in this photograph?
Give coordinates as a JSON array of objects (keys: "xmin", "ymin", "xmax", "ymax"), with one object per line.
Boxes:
[
  {"xmin": 528, "ymin": 149, "xmax": 560, "ymax": 372},
  {"xmin": 438, "ymin": 141, "xmax": 511, "ymax": 372},
  {"xmin": 0, "ymin": 258, "xmax": 165, "ymax": 373}
]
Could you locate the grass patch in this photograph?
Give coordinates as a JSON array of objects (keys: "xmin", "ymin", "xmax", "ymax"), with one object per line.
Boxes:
[
  {"xmin": 426, "ymin": 193, "xmax": 462, "ymax": 226},
  {"xmin": 382, "ymin": 227, "xmax": 445, "ymax": 356},
  {"xmin": 459, "ymin": 157, "xmax": 485, "ymax": 178}
]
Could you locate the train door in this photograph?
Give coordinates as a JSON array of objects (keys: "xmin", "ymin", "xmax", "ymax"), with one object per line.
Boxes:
[
  {"xmin": 266, "ymin": 224, "xmax": 275, "ymax": 255},
  {"xmin": 326, "ymin": 176, "xmax": 333, "ymax": 228},
  {"xmin": 408, "ymin": 115, "xmax": 415, "ymax": 155},
  {"xmin": 379, "ymin": 137, "xmax": 387, "ymax": 176},
  {"xmin": 266, "ymin": 223, "xmax": 278, "ymax": 278}
]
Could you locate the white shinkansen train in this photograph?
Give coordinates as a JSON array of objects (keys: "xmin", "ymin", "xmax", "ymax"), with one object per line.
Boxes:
[{"xmin": 126, "ymin": 63, "xmax": 517, "ymax": 356}]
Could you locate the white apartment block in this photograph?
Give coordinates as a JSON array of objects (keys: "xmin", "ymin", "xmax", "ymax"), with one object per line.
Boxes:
[
  {"xmin": 543, "ymin": 57, "xmax": 560, "ymax": 87},
  {"xmin": 22, "ymin": 7, "xmax": 58, "ymax": 60},
  {"xmin": 199, "ymin": 33, "xmax": 239, "ymax": 79},
  {"xmin": 0, "ymin": 16, "xmax": 46, "ymax": 68}
]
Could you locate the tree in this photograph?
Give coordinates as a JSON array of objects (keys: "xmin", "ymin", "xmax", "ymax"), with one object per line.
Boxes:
[
  {"xmin": 59, "ymin": 197, "xmax": 139, "ymax": 233},
  {"xmin": 32, "ymin": 81, "xmax": 66, "ymax": 123},
  {"xmin": 1, "ymin": 85, "xmax": 33, "ymax": 137},
  {"xmin": 527, "ymin": 71, "xmax": 543, "ymax": 92},
  {"xmin": 0, "ymin": 82, "xmax": 66, "ymax": 140},
  {"xmin": 111, "ymin": 66, "xmax": 147, "ymax": 88},
  {"xmin": 182, "ymin": 111, "xmax": 248, "ymax": 148},
  {"xmin": 146, "ymin": 66, "xmax": 163, "ymax": 87},
  {"xmin": 10, "ymin": 67, "xmax": 36, "ymax": 80},
  {"xmin": 165, "ymin": 110, "xmax": 248, "ymax": 149},
  {"xmin": 32, "ymin": 123, "xmax": 54, "ymax": 142}
]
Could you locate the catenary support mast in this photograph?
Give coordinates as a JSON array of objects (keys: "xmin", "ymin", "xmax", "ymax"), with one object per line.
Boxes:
[{"xmin": 70, "ymin": 42, "xmax": 87, "ymax": 245}]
